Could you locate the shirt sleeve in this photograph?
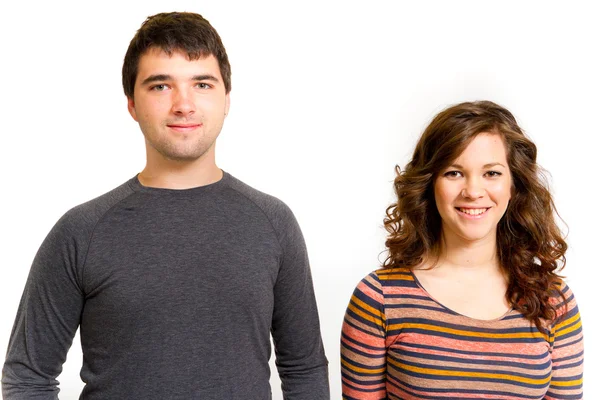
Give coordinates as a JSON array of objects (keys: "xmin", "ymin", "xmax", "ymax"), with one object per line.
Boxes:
[
  {"xmin": 544, "ymin": 283, "xmax": 584, "ymax": 400},
  {"xmin": 2, "ymin": 211, "xmax": 86, "ymax": 399},
  {"xmin": 341, "ymin": 272, "xmax": 387, "ymax": 400},
  {"xmin": 270, "ymin": 205, "xmax": 330, "ymax": 400}
]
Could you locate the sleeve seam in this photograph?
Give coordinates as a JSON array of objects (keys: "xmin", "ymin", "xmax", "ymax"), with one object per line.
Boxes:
[{"xmin": 79, "ymin": 188, "xmax": 137, "ymax": 294}]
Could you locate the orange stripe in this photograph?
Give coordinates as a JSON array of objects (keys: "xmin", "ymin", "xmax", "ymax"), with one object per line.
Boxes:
[
  {"xmin": 378, "ymin": 274, "xmax": 413, "ymax": 281},
  {"xmin": 347, "ymin": 303, "xmax": 385, "ymax": 328},
  {"xmin": 387, "ymin": 322, "xmax": 548, "ymax": 341},
  {"xmin": 351, "ymin": 295, "xmax": 386, "ymax": 323},
  {"xmin": 341, "ymin": 358, "xmax": 386, "ymax": 375}
]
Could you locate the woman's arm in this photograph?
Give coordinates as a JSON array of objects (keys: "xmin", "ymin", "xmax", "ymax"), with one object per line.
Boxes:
[{"xmin": 341, "ymin": 272, "xmax": 387, "ymax": 400}]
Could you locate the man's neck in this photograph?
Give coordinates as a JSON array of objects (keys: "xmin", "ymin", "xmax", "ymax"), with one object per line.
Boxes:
[{"xmin": 139, "ymin": 152, "xmax": 223, "ymax": 189}]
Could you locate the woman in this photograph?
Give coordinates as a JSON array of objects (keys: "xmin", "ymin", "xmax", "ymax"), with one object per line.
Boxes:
[{"xmin": 341, "ymin": 101, "xmax": 583, "ymax": 399}]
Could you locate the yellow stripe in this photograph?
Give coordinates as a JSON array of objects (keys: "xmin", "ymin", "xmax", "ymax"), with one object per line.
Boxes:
[
  {"xmin": 555, "ymin": 319, "xmax": 582, "ymax": 338},
  {"xmin": 388, "ymin": 357, "xmax": 550, "ymax": 385},
  {"xmin": 341, "ymin": 358, "xmax": 385, "ymax": 375},
  {"xmin": 377, "ymin": 267, "xmax": 409, "ymax": 274},
  {"xmin": 552, "ymin": 377, "xmax": 583, "ymax": 387},
  {"xmin": 387, "ymin": 322, "xmax": 547, "ymax": 341},
  {"xmin": 555, "ymin": 313, "xmax": 580, "ymax": 331},
  {"xmin": 347, "ymin": 303, "xmax": 384, "ymax": 328},
  {"xmin": 351, "ymin": 295, "xmax": 386, "ymax": 323},
  {"xmin": 378, "ymin": 274, "xmax": 413, "ymax": 281}
]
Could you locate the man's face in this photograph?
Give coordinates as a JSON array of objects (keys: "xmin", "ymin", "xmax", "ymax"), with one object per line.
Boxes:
[{"xmin": 128, "ymin": 48, "xmax": 230, "ymax": 162}]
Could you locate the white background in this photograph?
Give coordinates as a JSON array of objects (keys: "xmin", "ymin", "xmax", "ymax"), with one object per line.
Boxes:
[{"xmin": 1, "ymin": 1, "xmax": 597, "ymax": 398}]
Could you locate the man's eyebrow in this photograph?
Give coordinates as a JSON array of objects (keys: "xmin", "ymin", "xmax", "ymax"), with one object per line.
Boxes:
[
  {"xmin": 140, "ymin": 74, "xmax": 221, "ymax": 86},
  {"xmin": 140, "ymin": 74, "xmax": 172, "ymax": 86},
  {"xmin": 192, "ymin": 74, "xmax": 220, "ymax": 82}
]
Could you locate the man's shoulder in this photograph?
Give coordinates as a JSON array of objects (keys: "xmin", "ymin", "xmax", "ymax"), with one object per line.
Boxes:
[
  {"xmin": 223, "ymin": 172, "xmax": 293, "ymax": 218},
  {"xmin": 57, "ymin": 178, "xmax": 136, "ymax": 234}
]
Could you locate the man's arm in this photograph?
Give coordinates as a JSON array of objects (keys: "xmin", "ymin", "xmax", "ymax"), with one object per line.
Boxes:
[
  {"xmin": 270, "ymin": 204, "xmax": 329, "ymax": 400},
  {"xmin": 2, "ymin": 211, "xmax": 86, "ymax": 399}
]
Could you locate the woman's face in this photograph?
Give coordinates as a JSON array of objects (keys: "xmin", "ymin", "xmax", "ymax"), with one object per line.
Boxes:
[{"xmin": 434, "ymin": 133, "xmax": 512, "ymax": 246}]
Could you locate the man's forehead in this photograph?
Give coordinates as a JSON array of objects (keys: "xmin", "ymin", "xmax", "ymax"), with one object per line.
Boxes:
[
  {"xmin": 137, "ymin": 49, "xmax": 219, "ymax": 72},
  {"xmin": 142, "ymin": 46, "xmax": 213, "ymax": 62}
]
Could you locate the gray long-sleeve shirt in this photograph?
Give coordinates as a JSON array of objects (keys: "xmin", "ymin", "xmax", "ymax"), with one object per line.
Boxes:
[{"xmin": 2, "ymin": 172, "xmax": 329, "ymax": 399}]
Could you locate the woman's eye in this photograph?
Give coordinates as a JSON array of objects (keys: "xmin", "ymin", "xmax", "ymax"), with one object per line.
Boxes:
[
  {"xmin": 444, "ymin": 171, "xmax": 462, "ymax": 178},
  {"xmin": 486, "ymin": 171, "xmax": 502, "ymax": 177}
]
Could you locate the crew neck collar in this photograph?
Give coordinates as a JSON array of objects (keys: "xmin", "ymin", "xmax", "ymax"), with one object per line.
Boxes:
[{"xmin": 128, "ymin": 170, "xmax": 230, "ymax": 195}]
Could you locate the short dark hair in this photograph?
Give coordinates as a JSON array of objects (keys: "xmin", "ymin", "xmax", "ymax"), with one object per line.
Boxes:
[{"xmin": 122, "ymin": 12, "xmax": 231, "ymax": 99}]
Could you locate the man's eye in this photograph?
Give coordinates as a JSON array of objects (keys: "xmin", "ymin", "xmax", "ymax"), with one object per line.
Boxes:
[
  {"xmin": 196, "ymin": 82, "xmax": 211, "ymax": 89},
  {"xmin": 151, "ymin": 84, "xmax": 168, "ymax": 91}
]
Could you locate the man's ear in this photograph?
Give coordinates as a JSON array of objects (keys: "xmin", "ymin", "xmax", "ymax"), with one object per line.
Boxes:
[
  {"xmin": 224, "ymin": 93, "xmax": 231, "ymax": 117},
  {"xmin": 127, "ymin": 97, "xmax": 138, "ymax": 122}
]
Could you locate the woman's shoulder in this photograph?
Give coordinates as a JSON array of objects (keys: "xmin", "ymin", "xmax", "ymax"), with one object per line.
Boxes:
[
  {"xmin": 353, "ymin": 266, "xmax": 419, "ymax": 294},
  {"xmin": 550, "ymin": 278, "xmax": 576, "ymax": 299},
  {"xmin": 549, "ymin": 278, "xmax": 580, "ymax": 322},
  {"xmin": 364, "ymin": 266, "xmax": 415, "ymax": 283}
]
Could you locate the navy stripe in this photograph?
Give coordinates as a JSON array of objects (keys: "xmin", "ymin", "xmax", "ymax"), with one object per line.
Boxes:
[
  {"xmin": 555, "ymin": 326, "xmax": 583, "ymax": 342},
  {"xmin": 387, "ymin": 353, "xmax": 551, "ymax": 381},
  {"xmin": 341, "ymin": 356, "xmax": 386, "ymax": 375},
  {"xmin": 545, "ymin": 389, "xmax": 583, "ymax": 399},
  {"xmin": 387, "ymin": 327, "xmax": 546, "ymax": 343},
  {"xmin": 386, "ymin": 373, "xmax": 543, "ymax": 399},
  {"xmin": 344, "ymin": 311, "xmax": 382, "ymax": 332},
  {"xmin": 387, "ymin": 361, "xmax": 549, "ymax": 389},
  {"xmin": 341, "ymin": 374, "xmax": 386, "ymax": 391},
  {"xmin": 554, "ymin": 335, "xmax": 583, "ymax": 350},
  {"xmin": 343, "ymin": 317, "xmax": 384, "ymax": 338},
  {"xmin": 550, "ymin": 373, "xmax": 583, "ymax": 382},
  {"xmin": 341, "ymin": 332, "xmax": 385, "ymax": 352},
  {"xmin": 361, "ymin": 274, "xmax": 383, "ymax": 295},
  {"xmin": 391, "ymin": 347, "xmax": 551, "ymax": 370},
  {"xmin": 341, "ymin": 341, "xmax": 384, "ymax": 360},
  {"xmin": 341, "ymin": 369, "xmax": 386, "ymax": 385},
  {"xmin": 400, "ymin": 341, "xmax": 549, "ymax": 360},
  {"xmin": 381, "ymin": 279, "xmax": 419, "ymax": 288},
  {"xmin": 351, "ymin": 288, "xmax": 384, "ymax": 313},
  {"xmin": 386, "ymin": 317, "xmax": 543, "ymax": 335}
]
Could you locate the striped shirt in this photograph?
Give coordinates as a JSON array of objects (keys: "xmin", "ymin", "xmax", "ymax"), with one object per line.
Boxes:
[{"xmin": 341, "ymin": 267, "xmax": 583, "ymax": 399}]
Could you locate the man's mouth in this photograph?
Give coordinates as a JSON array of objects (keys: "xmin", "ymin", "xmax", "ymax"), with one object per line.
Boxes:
[{"xmin": 167, "ymin": 123, "xmax": 202, "ymax": 132}]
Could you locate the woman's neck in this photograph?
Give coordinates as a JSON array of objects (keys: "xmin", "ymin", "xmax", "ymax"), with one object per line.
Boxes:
[{"xmin": 437, "ymin": 231, "xmax": 499, "ymax": 272}]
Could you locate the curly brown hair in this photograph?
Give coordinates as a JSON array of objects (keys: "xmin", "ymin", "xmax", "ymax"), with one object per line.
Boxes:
[{"xmin": 384, "ymin": 100, "xmax": 567, "ymax": 329}]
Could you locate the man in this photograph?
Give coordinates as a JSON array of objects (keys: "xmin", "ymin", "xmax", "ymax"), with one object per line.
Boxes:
[{"xmin": 2, "ymin": 12, "xmax": 329, "ymax": 399}]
